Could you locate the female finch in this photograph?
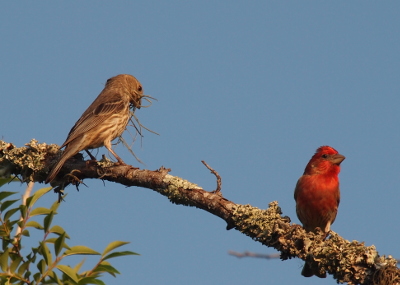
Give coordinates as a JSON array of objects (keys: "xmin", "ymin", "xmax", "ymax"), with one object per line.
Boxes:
[
  {"xmin": 294, "ymin": 146, "xmax": 345, "ymax": 278},
  {"xmin": 46, "ymin": 74, "xmax": 143, "ymax": 184}
]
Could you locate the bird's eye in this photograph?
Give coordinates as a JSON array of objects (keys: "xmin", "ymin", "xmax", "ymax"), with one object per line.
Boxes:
[
  {"xmin": 138, "ymin": 85, "xmax": 142, "ymax": 91},
  {"xmin": 321, "ymin": 154, "xmax": 328, "ymax": 158}
]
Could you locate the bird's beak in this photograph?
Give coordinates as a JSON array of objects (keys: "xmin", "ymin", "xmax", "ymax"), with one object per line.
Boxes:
[
  {"xmin": 134, "ymin": 95, "xmax": 142, "ymax": 109},
  {"xmin": 332, "ymin": 154, "xmax": 345, "ymax": 165}
]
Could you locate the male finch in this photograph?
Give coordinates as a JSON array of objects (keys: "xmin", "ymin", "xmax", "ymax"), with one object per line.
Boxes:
[
  {"xmin": 294, "ymin": 146, "xmax": 345, "ymax": 278},
  {"xmin": 46, "ymin": 74, "xmax": 144, "ymax": 184}
]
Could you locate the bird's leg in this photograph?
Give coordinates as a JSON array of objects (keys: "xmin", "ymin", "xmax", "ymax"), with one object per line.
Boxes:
[
  {"xmin": 323, "ymin": 222, "xmax": 332, "ymax": 239},
  {"xmin": 324, "ymin": 221, "xmax": 331, "ymax": 233},
  {"xmin": 105, "ymin": 145, "xmax": 126, "ymax": 165}
]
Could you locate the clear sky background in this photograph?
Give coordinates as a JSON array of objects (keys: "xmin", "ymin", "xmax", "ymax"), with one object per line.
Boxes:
[{"xmin": 1, "ymin": 2, "xmax": 399, "ymax": 284}]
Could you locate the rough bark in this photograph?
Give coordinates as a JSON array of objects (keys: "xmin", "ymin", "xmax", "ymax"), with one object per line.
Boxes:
[{"xmin": 0, "ymin": 139, "xmax": 398, "ymax": 285}]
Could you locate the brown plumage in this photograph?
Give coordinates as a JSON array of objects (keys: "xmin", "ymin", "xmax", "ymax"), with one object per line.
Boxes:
[{"xmin": 46, "ymin": 74, "xmax": 143, "ymax": 184}]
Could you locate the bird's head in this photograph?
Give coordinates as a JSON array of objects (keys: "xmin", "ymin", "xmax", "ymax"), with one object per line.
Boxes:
[
  {"xmin": 105, "ymin": 74, "xmax": 144, "ymax": 109},
  {"xmin": 304, "ymin": 146, "xmax": 345, "ymax": 175}
]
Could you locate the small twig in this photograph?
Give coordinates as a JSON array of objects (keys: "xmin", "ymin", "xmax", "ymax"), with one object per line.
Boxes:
[
  {"xmin": 22, "ymin": 181, "xmax": 35, "ymax": 205},
  {"xmin": 130, "ymin": 111, "xmax": 160, "ymax": 136},
  {"xmin": 201, "ymin": 160, "xmax": 222, "ymax": 193},
  {"xmin": 112, "ymin": 101, "xmax": 159, "ymax": 164},
  {"xmin": 228, "ymin": 250, "xmax": 280, "ymax": 259},
  {"xmin": 118, "ymin": 136, "xmax": 145, "ymax": 165},
  {"xmin": 14, "ymin": 181, "xmax": 35, "ymax": 242}
]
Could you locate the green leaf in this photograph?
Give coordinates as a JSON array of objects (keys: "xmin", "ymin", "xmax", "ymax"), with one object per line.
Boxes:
[
  {"xmin": 4, "ymin": 207, "xmax": 19, "ymax": 221},
  {"xmin": 29, "ymin": 207, "xmax": 52, "ymax": 217},
  {"xmin": 9, "ymin": 256, "xmax": 22, "ymax": 273},
  {"xmin": 49, "ymin": 225, "xmax": 69, "ymax": 237},
  {"xmin": 73, "ymin": 258, "xmax": 85, "ymax": 274},
  {"xmin": 0, "ymin": 191, "xmax": 17, "ymax": 201},
  {"xmin": 54, "ymin": 232, "xmax": 66, "ymax": 257},
  {"xmin": 102, "ymin": 241, "xmax": 130, "ymax": 256},
  {"xmin": 6, "ymin": 219, "xmax": 18, "ymax": 229},
  {"xmin": 56, "ymin": 264, "xmax": 79, "ymax": 283},
  {"xmin": 37, "ymin": 259, "xmax": 46, "ymax": 274},
  {"xmin": 0, "ymin": 227, "xmax": 7, "ymax": 237},
  {"xmin": 24, "ymin": 270, "xmax": 32, "ymax": 280},
  {"xmin": 46, "ymin": 270, "xmax": 62, "ymax": 284},
  {"xmin": 1, "ymin": 220, "xmax": 18, "ymax": 239},
  {"xmin": 25, "ymin": 187, "xmax": 52, "ymax": 208},
  {"xmin": 0, "ymin": 178, "xmax": 11, "ymax": 187},
  {"xmin": 50, "ymin": 199, "xmax": 62, "ymax": 212},
  {"xmin": 19, "ymin": 204, "xmax": 27, "ymax": 219},
  {"xmin": 78, "ymin": 277, "xmax": 106, "ymax": 285},
  {"xmin": 17, "ymin": 261, "xmax": 30, "ymax": 276},
  {"xmin": 103, "ymin": 251, "xmax": 139, "ymax": 261},
  {"xmin": 33, "ymin": 272, "xmax": 41, "ymax": 282},
  {"xmin": 10, "ymin": 277, "xmax": 19, "ymax": 284},
  {"xmin": 31, "ymin": 247, "xmax": 39, "ymax": 256},
  {"xmin": 64, "ymin": 246, "xmax": 100, "ymax": 257},
  {"xmin": 0, "ymin": 177, "xmax": 18, "ymax": 188},
  {"xmin": 0, "ymin": 199, "xmax": 19, "ymax": 212},
  {"xmin": 39, "ymin": 242, "xmax": 52, "ymax": 265},
  {"xmin": 44, "ymin": 237, "xmax": 57, "ymax": 244},
  {"xmin": 0, "ymin": 248, "xmax": 10, "ymax": 272},
  {"xmin": 93, "ymin": 263, "xmax": 120, "ymax": 277},
  {"xmin": 43, "ymin": 211, "xmax": 55, "ymax": 232},
  {"xmin": 21, "ymin": 229, "xmax": 30, "ymax": 237},
  {"xmin": 25, "ymin": 221, "xmax": 44, "ymax": 230}
]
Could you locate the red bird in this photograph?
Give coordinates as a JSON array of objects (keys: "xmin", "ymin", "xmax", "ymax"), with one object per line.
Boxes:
[{"xmin": 294, "ymin": 146, "xmax": 345, "ymax": 278}]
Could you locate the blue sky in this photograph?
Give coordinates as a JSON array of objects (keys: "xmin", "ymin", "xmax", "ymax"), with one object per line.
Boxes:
[{"xmin": 1, "ymin": 2, "xmax": 399, "ymax": 284}]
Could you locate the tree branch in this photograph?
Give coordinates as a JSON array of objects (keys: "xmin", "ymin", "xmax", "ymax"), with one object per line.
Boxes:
[
  {"xmin": 228, "ymin": 250, "xmax": 280, "ymax": 259},
  {"xmin": 0, "ymin": 139, "xmax": 398, "ymax": 285}
]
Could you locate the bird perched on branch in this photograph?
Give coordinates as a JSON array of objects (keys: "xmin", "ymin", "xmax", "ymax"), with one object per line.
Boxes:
[
  {"xmin": 294, "ymin": 146, "xmax": 345, "ymax": 278},
  {"xmin": 46, "ymin": 74, "xmax": 144, "ymax": 184}
]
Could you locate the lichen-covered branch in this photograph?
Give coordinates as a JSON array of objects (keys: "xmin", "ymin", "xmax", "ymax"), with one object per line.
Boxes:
[{"xmin": 0, "ymin": 139, "xmax": 398, "ymax": 284}]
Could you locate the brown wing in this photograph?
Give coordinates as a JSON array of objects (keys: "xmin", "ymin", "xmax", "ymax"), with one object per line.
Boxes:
[{"xmin": 60, "ymin": 96, "xmax": 127, "ymax": 148}]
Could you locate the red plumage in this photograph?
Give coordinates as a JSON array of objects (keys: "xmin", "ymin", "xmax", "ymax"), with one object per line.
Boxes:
[{"xmin": 294, "ymin": 146, "xmax": 345, "ymax": 278}]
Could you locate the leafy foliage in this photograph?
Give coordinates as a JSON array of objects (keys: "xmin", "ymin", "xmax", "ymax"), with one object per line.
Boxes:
[{"xmin": 0, "ymin": 177, "xmax": 138, "ymax": 284}]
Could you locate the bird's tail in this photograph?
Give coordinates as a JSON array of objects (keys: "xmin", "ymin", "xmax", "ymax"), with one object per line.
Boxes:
[{"xmin": 45, "ymin": 151, "xmax": 72, "ymax": 184}]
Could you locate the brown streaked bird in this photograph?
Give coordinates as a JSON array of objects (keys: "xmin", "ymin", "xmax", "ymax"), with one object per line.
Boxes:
[{"xmin": 45, "ymin": 74, "xmax": 143, "ymax": 184}]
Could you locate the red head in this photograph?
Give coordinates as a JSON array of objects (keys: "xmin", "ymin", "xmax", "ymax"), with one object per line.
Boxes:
[{"xmin": 303, "ymin": 146, "xmax": 345, "ymax": 176}]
